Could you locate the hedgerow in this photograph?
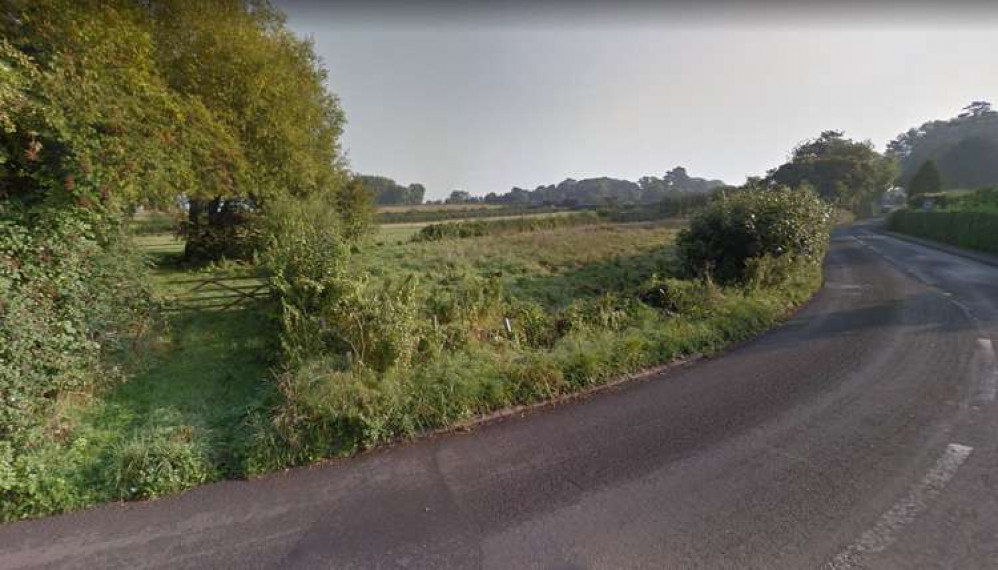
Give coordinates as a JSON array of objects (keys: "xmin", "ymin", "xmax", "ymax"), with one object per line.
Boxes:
[{"xmin": 888, "ymin": 209, "xmax": 998, "ymax": 254}]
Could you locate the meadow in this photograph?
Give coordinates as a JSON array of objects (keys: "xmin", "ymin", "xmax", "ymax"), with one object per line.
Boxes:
[{"xmin": 4, "ymin": 205, "xmax": 824, "ymax": 520}]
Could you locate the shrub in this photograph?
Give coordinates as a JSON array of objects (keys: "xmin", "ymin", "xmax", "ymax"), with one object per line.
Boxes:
[
  {"xmin": 261, "ymin": 195, "xmax": 352, "ymax": 363},
  {"xmin": 108, "ymin": 428, "xmax": 212, "ymax": 500},
  {"xmin": 0, "ymin": 211, "xmax": 153, "ymax": 451},
  {"xmin": 676, "ymin": 187, "xmax": 831, "ymax": 284}
]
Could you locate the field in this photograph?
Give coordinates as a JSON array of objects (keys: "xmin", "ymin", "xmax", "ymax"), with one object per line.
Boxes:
[
  {"xmin": 377, "ymin": 203, "xmax": 504, "ymax": 213},
  {"xmin": 367, "ymin": 221, "xmax": 681, "ymax": 305},
  {"xmin": 4, "ymin": 210, "xmax": 823, "ymax": 520},
  {"xmin": 376, "ymin": 210, "xmax": 583, "ymax": 243}
]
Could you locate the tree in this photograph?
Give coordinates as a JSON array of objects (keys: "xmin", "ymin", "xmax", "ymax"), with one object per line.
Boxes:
[
  {"xmin": 908, "ymin": 160, "xmax": 943, "ymax": 200},
  {"xmin": 355, "ymin": 175, "xmax": 424, "ymax": 205},
  {"xmin": 767, "ymin": 130, "xmax": 897, "ymax": 217},
  {"xmin": 336, "ymin": 178, "xmax": 375, "ymax": 242},
  {"xmin": 446, "ymin": 190, "xmax": 471, "ymax": 204},
  {"xmin": 406, "ymin": 183, "xmax": 426, "ymax": 204},
  {"xmin": 888, "ymin": 101, "xmax": 998, "ymax": 190},
  {"xmin": 2, "ymin": 0, "xmax": 359, "ymax": 260}
]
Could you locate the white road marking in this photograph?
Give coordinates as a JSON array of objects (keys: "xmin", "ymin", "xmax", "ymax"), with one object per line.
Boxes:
[
  {"xmin": 827, "ymin": 443, "xmax": 974, "ymax": 569},
  {"xmin": 978, "ymin": 338, "xmax": 998, "ymax": 402}
]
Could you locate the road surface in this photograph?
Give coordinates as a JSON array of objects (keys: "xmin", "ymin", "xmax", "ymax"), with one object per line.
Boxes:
[{"xmin": 1, "ymin": 224, "xmax": 996, "ymax": 569}]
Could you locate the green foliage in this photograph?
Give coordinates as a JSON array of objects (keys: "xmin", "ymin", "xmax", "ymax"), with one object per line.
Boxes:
[
  {"xmin": 677, "ymin": 186, "xmax": 832, "ymax": 284},
  {"xmin": 357, "ymin": 175, "xmax": 425, "ymax": 206},
  {"xmin": 181, "ymin": 204, "xmax": 266, "ymax": 263},
  {"xmin": 888, "ymin": 209, "xmax": 998, "ymax": 255},
  {"xmin": 245, "ymin": 258, "xmax": 822, "ymax": 470},
  {"xmin": 108, "ymin": 427, "xmax": 212, "ymax": 500},
  {"xmin": 0, "ymin": 213, "xmax": 152, "ymax": 446},
  {"xmin": 0, "ymin": 211, "xmax": 154, "ymax": 518},
  {"xmin": 889, "ymin": 101, "xmax": 998, "ymax": 190},
  {"xmin": 412, "ymin": 211, "xmax": 602, "ymax": 242},
  {"xmin": 908, "ymin": 160, "xmax": 943, "ymax": 199},
  {"xmin": 337, "ymin": 179, "xmax": 376, "ymax": 243},
  {"xmin": 3, "ymin": 0, "xmax": 359, "ymax": 261},
  {"xmin": 767, "ymin": 130, "xmax": 897, "ymax": 216},
  {"xmin": 261, "ymin": 195, "xmax": 352, "ymax": 364}
]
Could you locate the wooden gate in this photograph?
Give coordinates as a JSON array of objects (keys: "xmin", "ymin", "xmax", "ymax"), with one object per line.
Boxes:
[{"xmin": 166, "ymin": 275, "xmax": 269, "ymax": 311}]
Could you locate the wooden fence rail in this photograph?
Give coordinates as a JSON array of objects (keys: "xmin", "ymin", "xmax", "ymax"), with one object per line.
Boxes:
[{"xmin": 166, "ymin": 275, "xmax": 269, "ymax": 311}]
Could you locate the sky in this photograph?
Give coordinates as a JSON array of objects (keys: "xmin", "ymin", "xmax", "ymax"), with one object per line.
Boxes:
[{"xmin": 279, "ymin": 1, "xmax": 998, "ymax": 200}]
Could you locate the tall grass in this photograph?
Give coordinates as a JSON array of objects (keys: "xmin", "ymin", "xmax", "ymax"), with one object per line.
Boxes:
[
  {"xmin": 411, "ymin": 211, "xmax": 602, "ymax": 242},
  {"xmin": 245, "ymin": 221, "xmax": 823, "ymax": 472}
]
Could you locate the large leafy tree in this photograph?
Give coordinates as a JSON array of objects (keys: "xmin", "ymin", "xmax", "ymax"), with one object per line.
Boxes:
[
  {"xmin": 888, "ymin": 101, "xmax": 998, "ymax": 190},
  {"xmin": 2, "ymin": 0, "xmax": 353, "ymax": 258},
  {"xmin": 767, "ymin": 130, "xmax": 897, "ymax": 217},
  {"xmin": 1, "ymin": 0, "xmax": 233, "ymax": 213}
]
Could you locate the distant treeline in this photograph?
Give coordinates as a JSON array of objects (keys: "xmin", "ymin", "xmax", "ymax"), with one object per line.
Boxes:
[
  {"xmin": 462, "ymin": 166, "xmax": 726, "ymax": 207},
  {"xmin": 357, "ymin": 175, "xmax": 425, "ymax": 205},
  {"xmin": 599, "ymin": 189, "xmax": 723, "ymax": 222},
  {"xmin": 364, "ymin": 167, "xmax": 726, "ymax": 208},
  {"xmin": 378, "ymin": 205, "xmax": 566, "ymax": 225}
]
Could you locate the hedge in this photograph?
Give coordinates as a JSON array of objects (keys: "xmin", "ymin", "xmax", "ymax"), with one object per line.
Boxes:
[{"xmin": 887, "ymin": 209, "xmax": 998, "ymax": 255}]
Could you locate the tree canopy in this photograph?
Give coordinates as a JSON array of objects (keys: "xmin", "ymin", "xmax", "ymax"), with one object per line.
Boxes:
[
  {"xmin": 356, "ymin": 175, "xmax": 425, "ymax": 205},
  {"xmin": 1, "ymin": 0, "xmax": 349, "ymax": 218},
  {"xmin": 483, "ymin": 167, "xmax": 725, "ymax": 207},
  {"xmin": 766, "ymin": 130, "xmax": 897, "ymax": 216},
  {"xmin": 888, "ymin": 101, "xmax": 998, "ymax": 190}
]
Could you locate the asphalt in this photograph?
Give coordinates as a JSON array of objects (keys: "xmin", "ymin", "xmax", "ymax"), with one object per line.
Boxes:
[{"xmin": 1, "ymin": 224, "xmax": 996, "ymax": 569}]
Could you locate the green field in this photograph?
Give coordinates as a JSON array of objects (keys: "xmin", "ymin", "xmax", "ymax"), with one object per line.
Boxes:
[
  {"xmin": 366, "ymin": 221, "xmax": 681, "ymax": 305},
  {"xmin": 376, "ymin": 210, "xmax": 582, "ymax": 243}
]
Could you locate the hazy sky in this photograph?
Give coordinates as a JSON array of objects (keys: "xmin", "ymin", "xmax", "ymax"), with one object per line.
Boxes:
[{"xmin": 279, "ymin": 1, "xmax": 998, "ymax": 200}]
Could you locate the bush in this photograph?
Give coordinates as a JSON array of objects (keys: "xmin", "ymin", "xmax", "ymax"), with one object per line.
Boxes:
[
  {"xmin": 676, "ymin": 187, "xmax": 831, "ymax": 284},
  {"xmin": 261, "ymin": 195, "xmax": 353, "ymax": 364},
  {"xmin": 0, "ymin": 211, "xmax": 153, "ymax": 451}
]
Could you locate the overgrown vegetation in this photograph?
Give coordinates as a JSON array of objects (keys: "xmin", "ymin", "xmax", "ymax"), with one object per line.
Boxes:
[
  {"xmin": 245, "ymin": 190, "xmax": 830, "ymax": 473},
  {"xmin": 0, "ymin": 0, "xmax": 354, "ymax": 521}
]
